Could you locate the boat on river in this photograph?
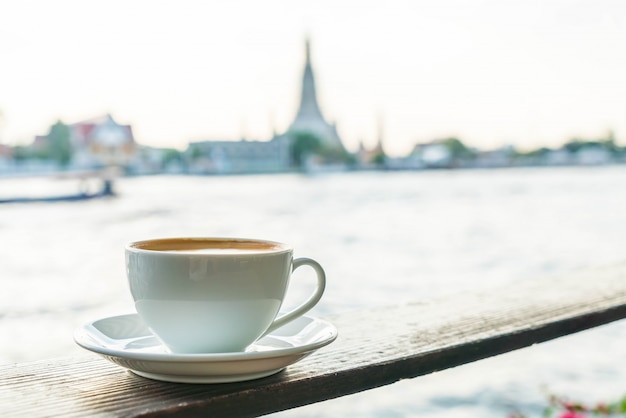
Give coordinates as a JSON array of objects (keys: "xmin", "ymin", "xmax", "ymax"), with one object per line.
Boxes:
[{"xmin": 0, "ymin": 170, "xmax": 117, "ymax": 204}]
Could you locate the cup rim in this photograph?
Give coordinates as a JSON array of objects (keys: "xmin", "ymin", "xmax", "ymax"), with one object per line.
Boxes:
[{"xmin": 125, "ymin": 237, "xmax": 293, "ymax": 255}]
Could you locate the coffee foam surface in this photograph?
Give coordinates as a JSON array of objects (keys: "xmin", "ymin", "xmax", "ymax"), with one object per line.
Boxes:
[{"xmin": 130, "ymin": 238, "xmax": 287, "ymax": 254}]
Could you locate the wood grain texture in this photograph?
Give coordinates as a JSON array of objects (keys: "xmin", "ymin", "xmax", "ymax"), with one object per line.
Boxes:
[{"xmin": 2, "ymin": 263, "xmax": 626, "ymax": 417}]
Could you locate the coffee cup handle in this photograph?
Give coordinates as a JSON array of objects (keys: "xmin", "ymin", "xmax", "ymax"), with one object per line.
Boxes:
[{"xmin": 263, "ymin": 257, "xmax": 326, "ymax": 335}]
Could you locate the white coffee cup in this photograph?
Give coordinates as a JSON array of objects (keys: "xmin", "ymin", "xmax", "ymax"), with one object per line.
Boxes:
[{"xmin": 125, "ymin": 237, "xmax": 326, "ymax": 353}]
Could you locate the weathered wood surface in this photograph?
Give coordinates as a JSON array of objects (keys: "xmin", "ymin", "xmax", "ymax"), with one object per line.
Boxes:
[{"xmin": 2, "ymin": 263, "xmax": 626, "ymax": 417}]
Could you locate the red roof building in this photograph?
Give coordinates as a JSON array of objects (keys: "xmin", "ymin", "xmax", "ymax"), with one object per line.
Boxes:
[{"xmin": 69, "ymin": 114, "xmax": 137, "ymax": 168}]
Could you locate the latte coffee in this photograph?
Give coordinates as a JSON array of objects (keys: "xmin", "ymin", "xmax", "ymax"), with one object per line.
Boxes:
[
  {"xmin": 129, "ymin": 237, "xmax": 287, "ymax": 254},
  {"xmin": 125, "ymin": 237, "xmax": 326, "ymax": 353}
]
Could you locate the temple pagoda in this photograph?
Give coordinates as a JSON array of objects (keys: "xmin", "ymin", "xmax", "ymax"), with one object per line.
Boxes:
[{"xmin": 284, "ymin": 39, "xmax": 345, "ymax": 151}]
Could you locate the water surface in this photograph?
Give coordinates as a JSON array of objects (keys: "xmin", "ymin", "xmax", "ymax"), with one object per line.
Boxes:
[{"xmin": 1, "ymin": 166, "xmax": 625, "ymax": 416}]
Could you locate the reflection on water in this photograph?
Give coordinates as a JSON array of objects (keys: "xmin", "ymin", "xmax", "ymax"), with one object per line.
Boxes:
[{"xmin": 1, "ymin": 166, "xmax": 626, "ymax": 416}]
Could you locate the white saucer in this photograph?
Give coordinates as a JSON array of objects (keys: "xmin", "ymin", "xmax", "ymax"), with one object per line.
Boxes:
[{"xmin": 74, "ymin": 313, "xmax": 337, "ymax": 383}]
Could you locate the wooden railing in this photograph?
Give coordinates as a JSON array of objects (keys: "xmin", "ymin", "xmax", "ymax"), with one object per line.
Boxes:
[{"xmin": 2, "ymin": 263, "xmax": 626, "ymax": 417}]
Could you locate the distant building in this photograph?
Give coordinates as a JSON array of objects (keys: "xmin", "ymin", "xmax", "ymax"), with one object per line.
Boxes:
[
  {"xmin": 0, "ymin": 143, "xmax": 12, "ymax": 160},
  {"xmin": 575, "ymin": 147, "xmax": 612, "ymax": 165},
  {"xmin": 0, "ymin": 144, "xmax": 13, "ymax": 172},
  {"xmin": 70, "ymin": 114, "xmax": 137, "ymax": 168},
  {"xmin": 356, "ymin": 116, "xmax": 386, "ymax": 168},
  {"xmin": 474, "ymin": 146, "xmax": 515, "ymax": 168},
  {"xmin": 410, "ymin": 142, "xmax": 452, "ymax": 168},
  {"xmin": 544, "ymin": 149, "xmax": 572, "ymax": 166},
  {"xmin": 282, "ymin": 39, "xmax": 345, "ymax": 151},
  {"xmin": 187, "ymin": 137, "xmax": 290, "ymax": 175},
  {"xmin": 188, "ymin": 38, "xmax": 347, "ymax": 174}
]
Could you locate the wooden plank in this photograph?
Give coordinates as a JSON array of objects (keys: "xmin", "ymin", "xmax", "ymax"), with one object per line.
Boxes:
[{"xmin": 2, "ymin": 263, "xmax": 626, "ymax": 417}]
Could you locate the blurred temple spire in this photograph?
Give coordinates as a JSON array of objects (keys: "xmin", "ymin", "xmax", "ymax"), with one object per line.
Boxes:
[
  {"xmin": 305, "ymin": 37, "xmax": 311, "ymax": 64},
  {"xmin": 286, "ymin": 37, "xmax": 345, "ymax": 151},
  {"xmin": 295, "ymin": 36, "xmax": 323, "ymax": 122}
]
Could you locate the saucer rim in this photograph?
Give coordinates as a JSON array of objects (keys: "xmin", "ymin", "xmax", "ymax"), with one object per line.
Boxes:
[
  {"xmin": 130, "ymin": 368, "xmax": 285, "ymax": 383},
  {"xmin": 74, "ymin": 313, "xmax": 338, "ymax": 362}
]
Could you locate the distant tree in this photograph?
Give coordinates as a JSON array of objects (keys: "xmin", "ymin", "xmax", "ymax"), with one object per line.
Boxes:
[
  {"xmin": 525, "ymin": 147, "xmax": 551, "ymax": 158},
  {"xmin": 437, "ymin": 137, "xmax": 475, "ymax": 161},
  {"xmin": 290, "ymin": 131, "xmax": 323, "ymax": 167},
  {"xmin": 563, "ymin": 138, "xmax": 597, "ymax": 153},
  {"xmin": 47, "ymin": 120, "xmax": 72, "ymax": 166},
  {"xmin": 563, "ymin": 133, "xmax": 620, "ymax": 154},
  {"xmin": 162, "ymin": 148, "xmax": 183, "ymax": 167},
  {"xmin": 600, "ymin": 130, "xmax": 620, "ymax": 155},
  {"xmin": 11, "ymin": 144, "xmax": 48, "ymax": 161},
  {"xmin": 372, "ymin": 152, "xmax": 386, "ymax": 166},
  {"xmin": 12, "ymin": 145, "xmax": 29, "ymax": 161},
  {"xmin": 318, "ymin": 145, "xmax": 354, "ymax": 164},
  {"xmin": 188, "ymin": 144, "xmax": 204, "ymax": 160}
]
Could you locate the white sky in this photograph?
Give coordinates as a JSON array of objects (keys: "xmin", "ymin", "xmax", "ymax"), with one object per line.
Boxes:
[{"xmin": 1, "ymin": 0, "xmax": 625, "ymax": 156}]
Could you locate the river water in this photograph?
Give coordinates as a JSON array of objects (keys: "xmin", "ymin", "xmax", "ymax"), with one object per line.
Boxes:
[{"xmin": 1, "ymin": 166, "xmax": 625, "ymax": 417}]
